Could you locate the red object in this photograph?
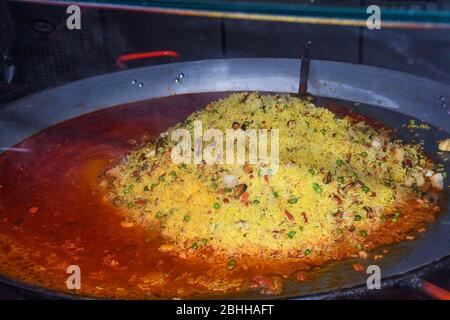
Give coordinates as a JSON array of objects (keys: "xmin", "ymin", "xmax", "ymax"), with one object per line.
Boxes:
[
  {"xmin": 116, "ymin": 50, "xmax": 181, "ymax": 69},
  {"xmin": 284, "ymin": 209, "xmax": 294, "ymax": 221},
  {"xmin": 28, "ymin": 207, "xmax": 39, "ymax": 215},
  {"xmin": 301, "ymin": 212, "xmax": 308, "ymax": 224},
  {"xmin": 240, "ymin": 192, "xmax": 249, "ymax": 204},
  {"xmin": 351, "ymin": 263, "xmax": 364, "ymax": 272},
  {"xmin": 422, "ymin": 280, "xmax": 450, "ymax": 300},
  {"xmin": 295, "ymin": 273, "xmax": 307, "ymax": 282}
]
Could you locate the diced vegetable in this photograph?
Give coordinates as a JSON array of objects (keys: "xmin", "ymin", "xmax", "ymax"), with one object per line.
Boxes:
[
  {"xmin": 287, "ymin": 230, "xmax": 296, "ymax": 239},
  {"xmin": 312, "ymin": 183, "xmax": 322, "ymax": 194}
]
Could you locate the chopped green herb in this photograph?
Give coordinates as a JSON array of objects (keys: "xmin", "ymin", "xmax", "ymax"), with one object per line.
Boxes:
[
  {"xmin": 312, "ymin": 182, "xmax": 322, "ymax": 194},
  {"xmin": 362, "ymin": 186, "xmax": 370, "ymax": 193},
  {"xmin": 158, "ymin": 175, "xmax": 165, "ymax": 182},
  {"xmin": 180, "ymin": 163, "xmax": 187, "ymax": 169},
  {"xmin": 143, "ymin": 185, "xmax": 150, "ymax": 192},
  {"xmin": 354, "ymin": 214, "xmax": 362, "ymax": 221},
  {"xmin": 360, "ymin": 151, "xmax": 368, "ymax": 158},
  {"xmin": 170, "ymin": 171, "xmax": 177, "ymax": 178},
  {"xmin": 287, "ymin": 230, "xmax": 296, "ymax": 239},
  {"xmin": 289, "ymin": 197, "xmax": 298, "ymax": 204},
  {"xmin": 122, "ymin": 184, "xmax": 134, "ymax": 195},
  {"xmin": 155, "ymin": 211, "xmax": 165, "ymax": 219},
  {"xmin": 391, "ymin": 217, "xmax": 398, "ymax": 222},
  {"xmin": 336, "ymin": 159, "xmax": 344, "ymax": 167},
  {"xmin": 213, "ymin": 203, "xmax": 221, "ymax": 209},
  {"xmin": 252, "ymin": 199, "xmax": 260, "ymax": 205},
  {"xmin": 191, "ymin": 242, "xmax": 198, "ymax": 249},
  {"xmin": 272, "ymin": 191, "xmax": 279, "ymax": 198},
  {"xmin": 127, "ymin": 202, "xmax": 134, "ymax": 209},
  {"xmin": 337, "ymin": 176, "xmax": 344, "ymax": 184},
  {"xmin": 356, "ymin": 243, "xmax": 363, "ymax": 251},
  {"xmin": 308, "ymin": 168, "xmax": 315, "ymax": 176},
  {"xmin": 225, "ymin": 188, "xmax": 233, "ymax": 193},
  {"xmin": 359, "ymin": 230, "xmax": 367, "ymax": 237},
  {"xmin": 337, "ymin": 228, "xmax": 344, "ymax": 235},
  {"xmin": 183, "ymin": 214, "xmax": 191, "ymax": 222},
  {"xmin": 320, "ymin": 128, "xmax": 326, "ymax": 135}
]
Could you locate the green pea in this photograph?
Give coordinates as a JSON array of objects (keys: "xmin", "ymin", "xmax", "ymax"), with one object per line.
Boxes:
[
  {"xmin": 155, "ymin": 211, "xmax": 165, "ymax": 219},
  {"xmin": 213, "ymin": 203, "xmax": 221, "ymax": 209},
  {"xmin": 312, "ymin": 182, "xmax": 322, "ymax": 194},
  {"xmin": 304, "ymin": 249, "xmax": 311, "ymax": 256},
  {"xmin": 287, "ymin": 231, "xmax": 296, "ymax": 239},
  {"xmin": 272, "ymin": 191, "xmax": 279, "ymax": 198},
  {"xmin": 227, "ymin": 259, "xmax": 237, "ymax": 269},
  {"xmin": 360, "ymin": 151, "xmax": 368, "ymax": 158},
  {"xmin": 289, "ymin": 197, "xmax": 298, "ymax": 204},
  {"xmin": 336, "ymin": 159, "xmax": 344, "ymax": 167}
]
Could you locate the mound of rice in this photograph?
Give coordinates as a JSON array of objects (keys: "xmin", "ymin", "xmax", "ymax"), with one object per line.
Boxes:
[{"xmin": 105, "ymin": 93, "xmax": 440, "ymax": 260}]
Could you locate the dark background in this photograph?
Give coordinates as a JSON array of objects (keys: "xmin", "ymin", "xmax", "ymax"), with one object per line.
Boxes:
[{"xmin": 0, "ymin": 0, "xmax": 449, "ymax": 104}]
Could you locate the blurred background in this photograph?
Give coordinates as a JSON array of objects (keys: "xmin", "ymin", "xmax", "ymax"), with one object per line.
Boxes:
[{"xmin": 1, "ymin": 0, "xmax": 449, "ymax": 105}]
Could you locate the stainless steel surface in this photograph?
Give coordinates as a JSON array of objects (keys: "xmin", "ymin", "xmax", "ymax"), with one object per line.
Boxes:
[
  {"xmin": 1, "ymin": 59, "xmax": 448, "ymax": 152},
  {"xmin": 0, "ymin": 58, "xmax": 448, "ymax": 298}
]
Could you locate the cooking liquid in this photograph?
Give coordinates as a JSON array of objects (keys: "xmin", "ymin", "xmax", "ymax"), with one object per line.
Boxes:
[{"xmin": 0, "ymin": 93, "xmax": 439, "ymax": 298}]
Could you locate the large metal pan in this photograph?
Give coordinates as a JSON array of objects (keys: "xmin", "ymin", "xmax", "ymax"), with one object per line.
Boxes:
[{"xmin": 0, "ymin": 59, "xmax": 449, "ymax": 299}]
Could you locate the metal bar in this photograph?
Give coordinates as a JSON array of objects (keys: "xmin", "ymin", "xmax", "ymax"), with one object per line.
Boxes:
[{"xmin": 299, "ymin": 41, "xmax": 311, "ymax": 97}]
